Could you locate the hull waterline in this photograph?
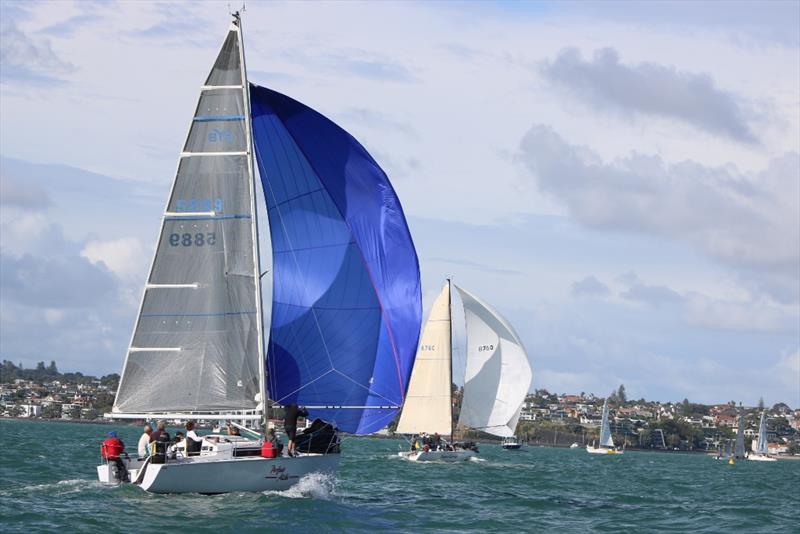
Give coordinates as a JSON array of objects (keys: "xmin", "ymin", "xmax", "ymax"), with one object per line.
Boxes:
[{"xmin": 137, "ymin": 454, "xmax": 340, "ymax": 493}]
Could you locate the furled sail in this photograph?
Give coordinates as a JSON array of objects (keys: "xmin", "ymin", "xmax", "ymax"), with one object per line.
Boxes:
[
  {"xmin": 599, "ymin": 399, "xmax": 614, "ymax": 448},
  {"xmin": 756, "ymin": 411, "xmax": 768, "ymax": 454},
  {"xmin": 113, "ymin": 24, "xmax": 263, "ymax": 414},
  {"xmin": 250, "ymin": 84, "xmax": 422, "ymax": 435},
  {"xmin": 396, "ymin": 282, "xmax": 453, "ymax": 436},
  {"xmin": 454, "ymin": 284, "xmax": 532, "ymax": 437}
]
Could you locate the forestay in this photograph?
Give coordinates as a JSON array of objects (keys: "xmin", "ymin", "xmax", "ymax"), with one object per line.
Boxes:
[
  {"xmin": 114, "ymin": 25, "xmax": 262, "ymax": 414},
  {"xmin": 454, "ymin": 284, "xmax": 532, "ymax": 438},
  {"xmin": 250, "ymin": 84, "xmax": 422, "ymax": 435},
  {"xmin": 396, "ymin": 282, "xmax": 453, "ymax": 436}
]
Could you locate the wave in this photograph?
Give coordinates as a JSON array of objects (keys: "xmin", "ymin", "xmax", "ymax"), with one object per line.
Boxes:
[
  {"xmin": 0, "ymin": 478, "xmax": 99, "ymax": 496},
  {"xmin": 263, "ymin": 472, "xmax": 335, "ymax": 500}
]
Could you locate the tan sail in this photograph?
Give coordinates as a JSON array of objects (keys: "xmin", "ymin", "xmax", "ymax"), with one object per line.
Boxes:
[{"xmin": 396, "ymin": 282, "xmax": 452, "ymax": 435}]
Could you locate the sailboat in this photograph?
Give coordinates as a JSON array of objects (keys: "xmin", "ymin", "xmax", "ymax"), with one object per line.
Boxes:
[
  {"xmin": 749, "ymin": 411, "xmax": 777, "ymax": 462},
  {"xmin": 586, "ymin": 399, "xmax": 622, "ymax": 455},
  {"xmin": 97, "ymin": 13, "xmax": 422, "ymax": 493},
  {"xmin": 395, "ymin": 280, "xmax": 533, "ymax": 462}
]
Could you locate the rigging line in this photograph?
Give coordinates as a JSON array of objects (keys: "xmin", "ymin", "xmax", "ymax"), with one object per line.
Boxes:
[
  {"xmin": 272, "ymin": 369, "xmax": 335, "ymax": 404},
  {"xmin": 257, "ymin": 115, "xmax": 336, "ymax": 373},
  {"xmin": 268, "ymin": 108, "xmax": 413, "ymax": 399},
  {"xmin": 332, "ymin": 369, "xmax": 400, "ymax": 407}
]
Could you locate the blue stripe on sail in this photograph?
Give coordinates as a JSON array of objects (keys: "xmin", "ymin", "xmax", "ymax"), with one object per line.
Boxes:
[
  {"xmin": 193, "ymin": 115, "xmax": 246, "ymax": 122},
  {"xmin": 250, "ymin": 83, "xmax": 422, "ymax": 435},
  {"xmin": 141, "ymin": 311, "xmax": 257, "ymax": 318},
  {"xmin": 166, "ymin": 214, "xmax": 251, "ymax": 221}
]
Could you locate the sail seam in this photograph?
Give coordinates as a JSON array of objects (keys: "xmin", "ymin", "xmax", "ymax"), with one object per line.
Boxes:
[{"xmin": 272, "ymin": 240, "xmax": 354, "ymax": 254}]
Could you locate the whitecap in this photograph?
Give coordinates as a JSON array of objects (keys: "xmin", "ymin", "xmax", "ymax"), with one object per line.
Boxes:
[{"xmin": 263, "ymin": 471, "xmax": 335, "ymax": 500}]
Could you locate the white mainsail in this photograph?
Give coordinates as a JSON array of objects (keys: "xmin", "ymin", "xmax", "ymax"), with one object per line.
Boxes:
[
  {"xmin": 396, "ymin": 282, "xmax": 453, "ymax": 435},
  {"xmin": 755, "ymin": 411, "xmax": 768, "ymax": 455},
  {"xmin": 599, "ymin": 399, "xmax": 614, "ymax": 448},
  {"xmin": 454, "ymin": 284, "xmax": 533, "ymax": 438},
  {"xmin": 112, "ymin": 23, "xmax": 266, "ymax": 417}
]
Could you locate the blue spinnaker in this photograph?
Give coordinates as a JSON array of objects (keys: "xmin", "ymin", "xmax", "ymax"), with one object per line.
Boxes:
[{"xmin": 250, "ymin": 84, "xmax": 422, "ymax": 434}]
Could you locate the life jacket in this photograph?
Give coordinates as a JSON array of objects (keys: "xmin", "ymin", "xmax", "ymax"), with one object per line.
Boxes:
[
  {"xmin": 261, "ymin": 440, "xmax": 277, "ymax": 458},
  {"xmin": 101, "ymin": 437, "xmax": 125, "ymax": 460}
]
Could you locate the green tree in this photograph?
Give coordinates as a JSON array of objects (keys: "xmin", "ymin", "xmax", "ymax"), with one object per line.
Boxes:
[
  {"xmin": 617, "ymin": 384, "xmax": 627, "ymax": 404},
  {"xmin": 758, "ymin": 397, "xmax": 765, "ymax": 410}
]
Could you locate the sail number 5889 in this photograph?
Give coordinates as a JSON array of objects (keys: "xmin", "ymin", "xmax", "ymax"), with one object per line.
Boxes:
[{"xmin": 169, "ymin": 233, "xmax": 216, "ymax": 247}]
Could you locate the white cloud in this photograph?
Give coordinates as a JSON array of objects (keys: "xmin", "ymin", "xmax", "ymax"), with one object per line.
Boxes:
[
  {"xmin": 80, "ymin": 237, "xmax": 148, "ymax": 281},
  {"xmin": 519, "ymin": 125, "xmax": 800, "ymax": 303},
  {"xmin": 541, "ymin": 47, "xmax": 758, "ymax": 143}
]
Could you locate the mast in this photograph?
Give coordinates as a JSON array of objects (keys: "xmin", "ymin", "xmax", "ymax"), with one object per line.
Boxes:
[
  {"xmin": 448, "ymin": 277, "xmax": 454, "ymax": 440},
  {"xmin": 234, "ymin": 11, "xmax": 269, "ymax": 435}
]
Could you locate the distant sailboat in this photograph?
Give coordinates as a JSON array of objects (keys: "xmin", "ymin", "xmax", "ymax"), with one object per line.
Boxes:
[
  {"xmin": 97, "ymin": 13, "xmax": 422, "ymax": 493},
  {"xmin": 586, "ymin": 399, "xmax": 622, "ymax": 455},
  {"xmin": 749, "ymin": 411, "xmax": 777, "ymax": 462},
  {"xmin": 396, "ymin": 280, "xmax": 533, "ymax": 461}
]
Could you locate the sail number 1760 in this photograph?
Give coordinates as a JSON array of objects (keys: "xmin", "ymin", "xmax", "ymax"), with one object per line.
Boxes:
[{"xmin": 169, "ymin": 233, "xmax": 216, "ymax": 247}]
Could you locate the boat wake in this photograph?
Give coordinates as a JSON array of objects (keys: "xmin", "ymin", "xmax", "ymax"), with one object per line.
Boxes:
[
  {"xmin": 0, "ymin": 478, "xmax": 99, "ymax": 497},
  {"xmin": 263, "ymin": 472, "xmax": 335, "ymax": 500},
  {"xmin": 468, "ymin": 456, "xmax": 487, "ymax": 463}
]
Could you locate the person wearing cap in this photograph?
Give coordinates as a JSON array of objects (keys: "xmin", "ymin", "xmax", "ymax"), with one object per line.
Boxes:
[
  {"xmin": 101, "ymin": 431, "xmax": 128, "ymax": 482},
  {"xmin": 137, "ymin": 424, "xmax": 152, "ymax": 458}
]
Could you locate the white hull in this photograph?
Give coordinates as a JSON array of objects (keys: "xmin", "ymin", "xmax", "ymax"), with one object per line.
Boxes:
[
  {"xmin": 586, "ymin": 445, "xmax": 623, "ymax": 455},
  {"xmin": 136, "ymin": 453, "xmax": 339, "ymax": 493},
  {"xmin": 748, "ymin": 454, "xmax": 777, "ymax": 462},
  {"xmin": 97, "ymin": 456, "xmax": 148, "ymax": 485},
  {"xmin": 398, "ymin": 449, "xmax": 476, "ymax": 462}
]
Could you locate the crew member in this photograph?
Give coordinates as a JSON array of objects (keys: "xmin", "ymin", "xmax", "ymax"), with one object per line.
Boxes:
[
  {"xmin": 101, "ymin": 431, "xmax": 128, "ymax": 482},
  {"xmin": 137, "ymin": 424, "xmax": 152, "ymax": 458},
  {"xmin": 284, "ymin": 403, "xmax": 308, "ymax": 457}
]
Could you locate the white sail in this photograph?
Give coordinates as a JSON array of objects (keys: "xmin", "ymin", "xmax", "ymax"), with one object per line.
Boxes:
[
  {"xmin": 113, "ymin": 23, "xmax": 265, "ymax": 415},
  {"xmin": 396, "ymin": 282, "xmax": 453, "ymax": 435},
  {"xmin": 599, "ymin": 399, "xmax": 614, "ymax": 448},
  {"xmin": 756, "ymin": 411, "xmax": 768, "ymax": 455},
  {"xmin": 454, "ymin": 284, "xmax": 533, "ymax": 438}
]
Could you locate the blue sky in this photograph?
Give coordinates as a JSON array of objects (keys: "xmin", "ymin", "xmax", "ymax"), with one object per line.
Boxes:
[{"xmin": 1, "ymin": 0, "xmax": 798, "ymax": 407}]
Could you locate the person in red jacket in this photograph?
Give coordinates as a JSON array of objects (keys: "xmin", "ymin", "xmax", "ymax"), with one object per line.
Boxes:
[{"xmin": 101, "ymin": 431, "xmax": 129, "ymax": 482}]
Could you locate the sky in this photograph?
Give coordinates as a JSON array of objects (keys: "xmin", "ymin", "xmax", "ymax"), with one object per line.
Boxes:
[{"xmin": 0, "ymin": 0, "xmax": 798, "ymax": 407}]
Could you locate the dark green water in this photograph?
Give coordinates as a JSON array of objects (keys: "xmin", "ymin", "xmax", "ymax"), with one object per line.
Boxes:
[{"xmin": 1, "ymin": 419, "xmax": 797, "ymax": 533}]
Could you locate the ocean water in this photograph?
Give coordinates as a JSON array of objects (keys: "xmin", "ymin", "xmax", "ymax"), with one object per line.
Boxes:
[{"xmin": 0, "ymin": 419, "xmax": 797, "ymax": 533}]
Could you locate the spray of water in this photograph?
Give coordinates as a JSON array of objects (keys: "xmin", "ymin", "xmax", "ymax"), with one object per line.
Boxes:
[{"xmin": 263, "ymin": 472, "xmax": 336, "ymax": 500}]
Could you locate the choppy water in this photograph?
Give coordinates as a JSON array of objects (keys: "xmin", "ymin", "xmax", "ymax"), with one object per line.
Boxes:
[{"xmin": 1, "ymin": 419, "xmax": 797, "ymax": 533}]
